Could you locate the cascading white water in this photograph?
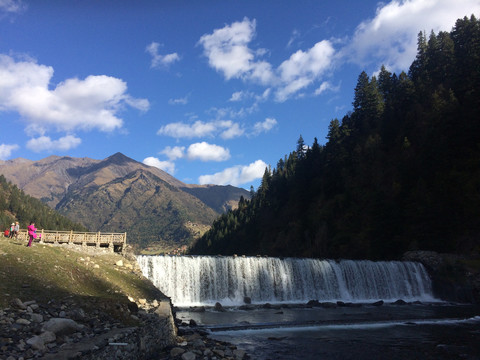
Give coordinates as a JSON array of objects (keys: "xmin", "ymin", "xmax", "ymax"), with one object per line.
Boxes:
[{"xmin": 136, "ymin": 256, "xmax": 435, "ymax": 307}]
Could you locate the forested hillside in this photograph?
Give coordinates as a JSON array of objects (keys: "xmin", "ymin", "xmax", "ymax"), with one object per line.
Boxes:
[
  {"xmin": 189, "ymin": 15, "xmax": 480, "ymax": 260},
  {"xmin": 0, "ymin": 175, "xmax": 87, "ymax": 233}
]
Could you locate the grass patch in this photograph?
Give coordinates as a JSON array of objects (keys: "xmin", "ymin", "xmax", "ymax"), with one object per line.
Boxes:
[{"xmin": 0, "ymin": 238, "xmax": 165, "ymax": 312}]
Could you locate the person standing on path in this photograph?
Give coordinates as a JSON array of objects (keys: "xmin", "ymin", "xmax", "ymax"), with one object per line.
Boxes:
[
  {"xmin": 27, "ymin": 221, "xmax": 38, "ymax": 247},
  {"xmin": 9, "ymin": 223, "xmax": 15, "ymax": 238},
  {"xmin": 13, "ymin": 221, "xmax": 19, "ymax": 239}
]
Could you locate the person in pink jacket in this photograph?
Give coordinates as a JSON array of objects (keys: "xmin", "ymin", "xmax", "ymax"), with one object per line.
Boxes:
[{"xmin": 27, "ymin": 221, "xmax": 38, "ymax": 247}]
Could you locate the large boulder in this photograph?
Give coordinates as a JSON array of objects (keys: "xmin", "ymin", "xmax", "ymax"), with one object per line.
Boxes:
[{"xmin": 41, "ymin": 318, "xmax": 84, "ymax": 335}]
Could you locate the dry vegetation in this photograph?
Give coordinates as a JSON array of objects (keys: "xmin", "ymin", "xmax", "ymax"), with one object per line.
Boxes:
[{"xmin": 0, "ymin": 237, "xmax": 165, "ymax": 315}]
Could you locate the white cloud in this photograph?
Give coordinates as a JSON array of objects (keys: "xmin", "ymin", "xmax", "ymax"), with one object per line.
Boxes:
[
  {"xmin": 220, "ymin": 121, "xmax": 244, "ymax": 139},
  {"xmin": 276, "ymin": 40, "xmax": 335, "ymax": 101},
  {"xmin": 199, "ymin": 159, "xmax": 267, "ymax": 186},
  {"xmin": 287, "ymin": 29, "xmax": 301, "ymax": 48},
  {"xmin": 160, "ymin": 146, "xmax": 185, "ymax": 160},
  {"xmin": 198, "ymin": 17, "xmax": 274, "ymax": 84},
  {"xmin": 314, "ymin": 81, "xmax": 340, "ymax": 95},
  {"xmin": 26, "ymin": 135, "xmax": 81, "ymax": 153},
  {"xmin": 143, "ymin": 156, "xmax": 176, "ymax": 174},
  {"xmin": 0, "ymin": 0, "xmax": 26, "ymax": 14},
  {"xmin": 229, "ymin": 90, "xmax": 252, "ymax": 102},
  {"xmin": 0, "ymin": 54, "xmax": 149, "ymax": 133},
  {"xmin": 186, "ymin": 142, "xmax": 230, "ymax": 162},
  {"xmin": 345, "ymin": 0, "xmax": 480, "ymax": 72},
  {"xmin": 157, "ymin": 119, "xmax": 244, "ymax": 139},
  {"xmin": 168, "ymin": 96, "xmax": 188, "ymax": 105},
  {"xmin": 146, "ymin": 42, "xmax": 180, "ymax": 68},
  {"xmin": 0, "ymin": 143, "xmax": 19, "ymax": 159},
  {"xmin": 252, "ymin": 117, "xmax": 277, "ymax": 135},
  {"xmin": 199, "ymin": 18, "xmax": 336, "ymax": 102},
  {"xmin": 157, "ymin": 120, "xmax": 217, "ymax": 138},
  {"xmin": 230, "ymin": 88, "xmax": 270, "ymax": 104}
]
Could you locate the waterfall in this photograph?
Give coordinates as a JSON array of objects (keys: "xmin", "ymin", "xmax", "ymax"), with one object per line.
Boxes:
[{"xmin": 136, "ymin": 256, "xmax": 435, "ymax": 307}]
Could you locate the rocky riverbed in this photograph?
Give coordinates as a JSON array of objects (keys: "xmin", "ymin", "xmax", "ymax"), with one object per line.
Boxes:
[
  {"xmin": 0, "ymin": 296, "xmax": 249, "ymax": 360},
  {"xmin": 0, "ymin": 240, "xmax": 250, "ymax": 359},
  {"xmin": 0, "ymin": 296, "xmax": 176, "ymax": 360}
]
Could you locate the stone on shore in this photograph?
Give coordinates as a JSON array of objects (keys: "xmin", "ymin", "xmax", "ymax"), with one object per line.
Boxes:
[{"xmin": 42, "ymin": 318, "xmax": 84, "ymax": 335}]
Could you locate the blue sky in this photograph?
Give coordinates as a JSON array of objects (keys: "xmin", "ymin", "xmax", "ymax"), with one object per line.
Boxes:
[{"xmin": 1, "ymin": 0, "xmax": 479, "ymax": 189}]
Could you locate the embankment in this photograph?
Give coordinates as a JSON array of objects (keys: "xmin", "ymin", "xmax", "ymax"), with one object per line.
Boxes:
[{"xmin": 0, "ymin": 239, "xmax": 177, "ymax": 359}]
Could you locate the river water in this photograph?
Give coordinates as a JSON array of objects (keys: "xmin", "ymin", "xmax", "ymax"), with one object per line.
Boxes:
[
  {"xmin": 137, "ymin": 256, "xmax": 480, "ymax": 359},
  {"xmin": 177, "ymin": 303, "xmax": 480, "ymax": 359}
]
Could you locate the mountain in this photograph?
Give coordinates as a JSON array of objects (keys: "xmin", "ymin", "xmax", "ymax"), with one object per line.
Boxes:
[
  {"xmin": 0, "ymin": 153, "xmax": 249, "ymax": 251},
  {"xmin": 0, "ymin": 174, "xmax": 87, "ymax": 233}
]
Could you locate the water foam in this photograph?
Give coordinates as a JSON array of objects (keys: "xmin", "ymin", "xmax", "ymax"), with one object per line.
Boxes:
[{"xmin": 136, "ymin": 256, "xmax": 436, "ymax": 306}]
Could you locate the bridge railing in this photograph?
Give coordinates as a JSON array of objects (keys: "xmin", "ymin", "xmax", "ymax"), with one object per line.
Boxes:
[{"xmin": 14, "ymin": 230, "xmax": 127, "ymax": 252}]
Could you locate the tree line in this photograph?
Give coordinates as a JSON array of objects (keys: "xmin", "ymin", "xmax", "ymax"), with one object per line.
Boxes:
[
  {"xmin": 0, "ymin": 175, "xmax": 87, "ymax": 233},
  {"xmin": 189, "ymin": 15, "xmax": 480, "ymax": 260}
]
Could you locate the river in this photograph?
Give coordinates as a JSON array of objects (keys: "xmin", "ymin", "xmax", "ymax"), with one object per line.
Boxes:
[
  {"xmin": 137, "ymin": 255, "xmax": 480, "ymax": 359},
  {"xmin": 177, "ymin": 303, "xmax": 480, "ymax": 359}
]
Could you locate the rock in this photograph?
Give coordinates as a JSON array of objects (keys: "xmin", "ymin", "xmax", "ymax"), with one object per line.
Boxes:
[
  {"xmin": 11, "ymin": 298, "xmax": 27, "ymax": 310},
  {"xmin": 30, "ymin": 313, "xmax": 44, "ymax": 323},
  {"xmin": 204, "ymin": 348, "xmax": 213, "ymax": 356},
  {"xmin": 16, "ymin": 318, "xmax": 31, "ymax": 325},
  {"xmin": 127, "ymin": 301, "xmax": 139, "ymax": 314},
  {"xmin": 170, "ymin": 347, "xmax": 186, "ymax": 357},
  {"xmin": 115, "ymin": 259, "xmax": 124, "ymax": 267},
  {"xmin": 26, "ymin": 335, "xmax": 45, "ymax": 351},
  {"xmin": 371, "ymin": 300, "xmax": 384, "ymax": 306},
  {"xmin": 138, "ymin": 298, "xmax": 147, "ymax": 305},
  {"xmin": 93, "ymin": 264, "xmax": 100, "ymax": 269},
  {"xmin": 213, "ymin": 348, "xmax": 225, "ymax": 357},
  {"xmin": 214, "ymin": 302, "xmax": 226, "ymax": 312},
  {"xmin": 181, "ymin": 351, "xmax": 197, "ymax": 360},
  {"xmin": 243, "ymin": 296, "xmax": 251, "ymax": 304},
  {"xmin": 70, "ymin": 308, "xmax": 87, "ymax": 321},
  {"xmin": 191, "ymin": 338, "xmax": 204, "ymax": 348},
  {"xmin": 234, "ymin": 349, "xmax": 246, "ymax": 359},
  {"xmin": 40, "ymin": 330, "xmax": 56, "ymax": 344},
  {"xmin": 393, "ymin": 299, "xmax": 407, "ymax": 305},
  {"xmin": 189, "ymin": 319, "xmax": 197, "ymax": 327},
  {"xmin": 190, "ymin": 306, "xmax": 206, "ymax": 313},
  {"xmin": 42, "ymin": 318, "xmax": 84, "ymax": 335}
]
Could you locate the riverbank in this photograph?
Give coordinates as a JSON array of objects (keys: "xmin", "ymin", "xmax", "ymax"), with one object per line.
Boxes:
[
  {"xmin": 1, "ymin": 238, "xmax": 252, "ymax": 359},
  {"xmin": 0, "ymin": 238, "xmax": 179, "ymax": 359}
]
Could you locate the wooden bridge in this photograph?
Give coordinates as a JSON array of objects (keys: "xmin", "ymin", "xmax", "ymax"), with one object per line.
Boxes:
[{"xmin": 16, "ymin": 230, "xmax": 127, "ymax": 252}]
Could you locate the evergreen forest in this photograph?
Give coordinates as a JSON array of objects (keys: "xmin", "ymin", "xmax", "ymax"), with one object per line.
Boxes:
[
  {"xmin": 0, "ymin": 175, "xmax": 87, "ymax": 233},
  {"xmin": 189, "ymin": 15, "xmax": 480, "ymax": 260}
]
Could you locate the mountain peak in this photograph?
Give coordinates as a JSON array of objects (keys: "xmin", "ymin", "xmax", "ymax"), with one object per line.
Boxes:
[{"xmin": 104, "ymin": 152, "xmax": 134, "ymax": 165}]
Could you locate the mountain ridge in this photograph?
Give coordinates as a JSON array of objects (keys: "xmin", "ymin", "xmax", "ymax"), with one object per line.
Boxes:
[{"xmin": 0, "ymin": 153, "xmax": 249, "ymax": 252}]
